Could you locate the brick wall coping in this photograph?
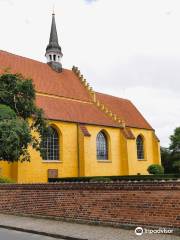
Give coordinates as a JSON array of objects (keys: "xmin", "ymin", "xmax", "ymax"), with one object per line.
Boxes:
[
  {"xmin": 0, "ymin": 181, "xmax": 179, "ymax": 228},
  {"xmin": 0, "ymin": 181, "xmax": 180, "ymax": 191}
]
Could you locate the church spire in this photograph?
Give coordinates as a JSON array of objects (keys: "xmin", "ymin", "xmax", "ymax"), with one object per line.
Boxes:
[
  {"xmin": 45, "ymin": 13, "xmax": 63, "ymax": 73},
  {"xmin": 49, "ymin": 13, "xmax": 59, "ymax": 46}
]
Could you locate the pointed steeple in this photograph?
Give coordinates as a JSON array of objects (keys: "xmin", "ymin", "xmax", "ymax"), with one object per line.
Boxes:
[{"xmin": 45, "ymin": 13, "xmax": 63, "ymax": 73}]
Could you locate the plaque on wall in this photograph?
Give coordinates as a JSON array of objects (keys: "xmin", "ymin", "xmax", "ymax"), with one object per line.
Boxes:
[{"xmin": 48, "ymin": 169, "xmax": 58, "ymax": 178}]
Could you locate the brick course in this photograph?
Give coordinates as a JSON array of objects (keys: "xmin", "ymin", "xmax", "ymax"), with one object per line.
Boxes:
[{"xmin": 0, "ymin": 181, "xmax": 179, "ymax": 228}]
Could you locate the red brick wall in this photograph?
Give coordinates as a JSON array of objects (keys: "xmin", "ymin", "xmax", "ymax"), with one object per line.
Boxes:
[{"xmin": 0, "ymin": 181, "xmax": 179, "ymax": 228}]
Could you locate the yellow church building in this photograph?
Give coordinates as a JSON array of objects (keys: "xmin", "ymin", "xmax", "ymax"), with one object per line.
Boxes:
[{"xmin": 0, "ymin": 14, "xmax": 161, "ymax": 183}]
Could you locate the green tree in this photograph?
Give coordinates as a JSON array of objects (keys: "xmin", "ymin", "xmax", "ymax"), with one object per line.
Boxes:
[
  {"xmin": 161, "ymin": 127, "xmax": 180, "ymax": 173},
  {"xmin": 169, "ymin": 127, "xmax": 180, "ymax": 153},
  {"xmin": 169, "ymin": 127, "xmax": 180, "ymax": 173},
  {"xmin": 161, "ymin": 147, "xmax": 172, "ymax": 173},
  {"xmin": 0, "ymin": 73, "xmax": 48, "ymax": 162}
]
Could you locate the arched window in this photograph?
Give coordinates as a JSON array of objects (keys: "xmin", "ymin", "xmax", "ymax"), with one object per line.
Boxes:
[
  {"xmin": 96, "ymin": 131, "xmax": 108, "ymax": 160},
  {"xmin": 41, "ymin": 127, "xmax": 59, "ymax": 160},
  {"xmin": 136, "ymin": 135, "xmax": 144, "ymax": 160}
]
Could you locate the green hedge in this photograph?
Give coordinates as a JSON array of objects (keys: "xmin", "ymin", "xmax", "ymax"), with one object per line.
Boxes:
[
  {"xmin": 0, "ymin": 177, "xmax": 15, "ymax": 183},
  {"xmin": 49, "ymin": 174, "xmax": 180, "ymax": 183}
]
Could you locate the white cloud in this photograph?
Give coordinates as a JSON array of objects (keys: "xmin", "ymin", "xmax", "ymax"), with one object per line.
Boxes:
[
  {"xmin": 0, "ymin": 0, "xmax": 179, "ymax": 147},
  {"xmin": 84, "ymin": 0, "xmax": 97, "ymax": 3},
  {"xmin": 123, "ymin": 87, "xmax": 180, "ymax": 146}
]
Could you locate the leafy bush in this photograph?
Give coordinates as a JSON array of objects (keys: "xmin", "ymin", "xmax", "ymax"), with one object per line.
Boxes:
[
  {"xmin": 147, "ymin": 164, "xmax": 164, "ymax": 175},
  {"xmin": 0, "ymin": 177, "xmax": 15, "ymax": 183},
  {"xmin": 89, "ymin": 177, "xmax": 111, "ymax": 182}
]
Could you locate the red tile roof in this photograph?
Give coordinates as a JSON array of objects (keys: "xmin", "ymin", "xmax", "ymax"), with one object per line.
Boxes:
[
  {"xmin": 0, "ymin": 50, "xmax": 153, "ymax": 130},
  {"xmin": 36, "ymin": 95, "xmax": 119, "ymax": 127},
  {"xmin": 96, "ymin": 92, "xmax": 153, "ymax": 130},
  {"xmin": 0, "ymin": 50, "xmax": 91, "ymax": 102}
]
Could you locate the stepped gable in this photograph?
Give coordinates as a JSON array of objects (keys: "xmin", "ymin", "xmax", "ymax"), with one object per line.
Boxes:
[
  {"xmin": 36, "ymin": 95, "xmax": 119, "ymax": 127},
  {"xmin": 0, "ymin": 50, "xmax": 91, "ymax": 102},
  {"xmin": 96, "ymin": 92, "xmax": 153, "ymax": 130},
  {"xmin": 0, "ymin": 50, "xmax": 153, "ymax": 130},
  {"xmin": 0, "ymin": 50, "xmax": 119, "ymax": 127}
]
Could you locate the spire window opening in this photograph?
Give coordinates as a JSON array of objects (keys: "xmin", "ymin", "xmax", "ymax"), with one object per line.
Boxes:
[
  {"xmin": 53, "ymin": 55, "xmax": 56, "ymax": 61},
  {"xmin": 49, "ymin": 55, "xmax": 52, "ymax": 61}
]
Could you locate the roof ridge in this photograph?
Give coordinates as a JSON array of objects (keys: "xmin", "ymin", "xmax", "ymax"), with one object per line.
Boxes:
[
  {"xmin": 0, "ymin": 49, "xmax": 74, "ymax": 73},
  {"xmin": 72, "ymin": 66, "xmax": 125, "ymax": 128},
  {"xmin": 125, "ymin": 99, "xmax": 153, "ymax": 130},
  {"xmin": 0, "ymin": 50, "xmax": 47, "ymax": 66}
]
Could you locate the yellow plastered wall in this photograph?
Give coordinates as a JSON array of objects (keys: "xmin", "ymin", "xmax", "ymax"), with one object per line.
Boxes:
[
  {"xmin": 78, "ymin": 127, "xmax": 85, "ymax": 176},
  {"xmin": 10, "ymin": 162, "xmax": 18, "ymax": 181},
  {"xmin": 119, "ymin": 131, "xmax": 129, "ymax": 175},
  {"xmin": 153, "ymin": 136, "xmax": 161, "ymax": 165},
  {"xmin": 0, "ymin": 161, "xmax": 18, "ymax": 182},
  {"xmin": 127, "ymin": 128, "xmax": 161, "ymax": 175},
  {"xmin": 0, "ymin": 121, "xmax": 161, "ymax": 182},
  {"xmin": 82, "ymin": 125, "xmax": 121, "ymax": 176},
  {"xmin": 0, "ymin": 161, "xmax": 11, "ymax": 179},
  {"xmin": 16, "ymin": 120, "xmax": 78, "ymax": 183}
]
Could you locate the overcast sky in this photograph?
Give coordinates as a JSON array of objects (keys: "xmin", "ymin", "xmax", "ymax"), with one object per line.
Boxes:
[{"xmin": 0, "ymin": 0, "xmax": 180, "ymax": 147}]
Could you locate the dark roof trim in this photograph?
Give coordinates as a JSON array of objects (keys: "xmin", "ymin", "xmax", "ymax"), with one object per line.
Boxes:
[
  {"xmin": 120, "ymin": 127, "xmax": 135, "ymax": 140},
  {"xmin": 79, "ymin": 124, "xmax": 91, "ymax": 137}
]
